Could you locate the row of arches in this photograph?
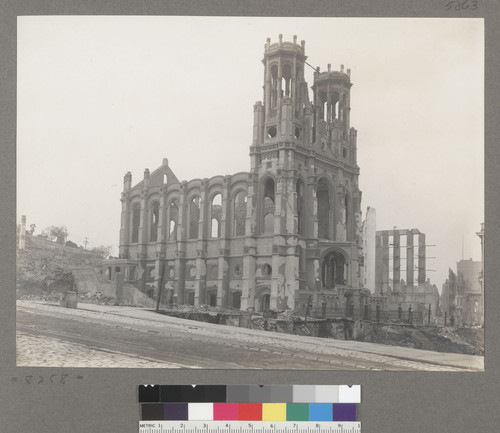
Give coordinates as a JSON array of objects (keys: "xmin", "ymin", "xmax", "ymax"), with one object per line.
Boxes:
[
  {"xmin": 129, "ymin": 177, "xmax": 354, "ymax": 243},
  {"xmin": 129, "ymin": 190, "xmax": 248, "ymax": 244},
  {"xmin": 269, "ymin": 62, "xmax": 303, "ymax": 109},
  {"xmin": 318, "ymin": 90, "xmax": 348, "ymax": 123}
]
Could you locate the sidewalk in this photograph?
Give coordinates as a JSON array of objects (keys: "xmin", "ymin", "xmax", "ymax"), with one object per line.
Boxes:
[{"xmin": 71, "ymin": 302, "xmax": 484, "ymax": 371}]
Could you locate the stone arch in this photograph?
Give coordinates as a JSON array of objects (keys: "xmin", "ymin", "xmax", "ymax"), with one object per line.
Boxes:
[
  {"xmin": 256, "ymin": 285, "xmax": 271, "ymax": 312},
  {"xmin": 232, "ymin": 189, "xmax": 247, "ymax": 236},
  {"xmin": 167, "ymin": 198, "xmax": 179, "ymax": 241},
  {"xmin": 207, "ymin": 289, "xmax": 217, "ymax": 307},
  {"xmin": 187, "ymin": 195, "xmax": 200, "ymax": 239},
  {"xmin": 149, "ymin": 200, "xmax": 160, "ymax": 242},
  {"xmin": 209, "ymin": 192, "xmax": 222, "ymax": 238},
  {"xmin": 282, "ymin": 63, "xmax": 292, "ymax": 97},
  {"xmin": 261, "ymin": 176, "xmax": 276, "ymax": 234},
  {"xmin": 317, "ymin": 177, "xmax": 333, "ymax": 240},
  {"xmin": 320, "ymin": 247, "xmax": 350, "ymax": 289},
  {"xmin": 130, "ymin": 202, "xmax": 141, "ymax": 243}
]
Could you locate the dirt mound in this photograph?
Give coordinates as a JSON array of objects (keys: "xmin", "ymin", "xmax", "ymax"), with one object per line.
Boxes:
[
  {"xmin": 16, "ymin": 244, "xmax": 103, "ymax": 298},
  {"xmin": 361, "ymin": 323, "xmax": 484, "ymax": 355}
]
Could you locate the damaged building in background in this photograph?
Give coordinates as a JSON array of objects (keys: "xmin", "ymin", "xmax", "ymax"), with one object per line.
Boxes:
[
  {"xmin": 105, "ymin": 35, "xmax": 370, "ymax": 317},
  {"xmin": 441, "ymin": 223, "xmax": 484, "ymax": 326},
  {"xmin": 373, "ymin": 228, "xmax": 440, "ymax": 321}
]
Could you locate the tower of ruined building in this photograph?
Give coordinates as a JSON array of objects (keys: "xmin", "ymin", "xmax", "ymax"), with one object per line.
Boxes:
[{"xmin": 242, "ymin": 34, "xmax": 363, "ymax": 312}]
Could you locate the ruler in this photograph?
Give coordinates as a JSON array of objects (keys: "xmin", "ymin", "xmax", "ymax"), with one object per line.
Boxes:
[{"xmin": 139, "ymin": 421, "xmax": 361, "ymax": 433}]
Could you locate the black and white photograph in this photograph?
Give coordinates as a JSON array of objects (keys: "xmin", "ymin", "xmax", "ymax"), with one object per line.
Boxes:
[{"xmin": 16, "ymin": 16, "xmax": 484, "ymax": 371}]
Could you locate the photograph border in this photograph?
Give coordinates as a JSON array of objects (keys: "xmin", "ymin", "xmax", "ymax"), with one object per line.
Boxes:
[{"xmin": 2, "ymin": 1, "xmax": 499, "ymax": 433}]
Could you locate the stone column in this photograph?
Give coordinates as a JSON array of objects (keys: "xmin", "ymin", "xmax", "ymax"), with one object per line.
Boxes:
[
  {"xmin": 336, "ymin": 186, "xmax": 347, "ymax": 242},
  {"xmin": 174, "ymin": 183, "xmax": 187, "ymax": 304},
  {"xmin": 241, "ymin": 176, "xmax": 257, "ymax": 311},
  {"xmin": 407, "ymin": 230, "xmax": 414, "ymax": 288},
  {"xmin": 418, "ymin": 233, "xmax": 426, "ymax": 285},
  {"xmin": 19, "ymin": 215, "xmax": 26, "ymax": 251},
  {"xmin": 393, "ymin": 231, "xmax": 401, "ymax": 290},
  {"xmin": 217, "ymin": 177, "xmax": 231, "ymax": 306}
]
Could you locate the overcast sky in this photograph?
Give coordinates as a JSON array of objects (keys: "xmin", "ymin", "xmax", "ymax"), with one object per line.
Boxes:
[{"xmin": 17, "ymin": 16, "xmax": 484, "ymax": 290}]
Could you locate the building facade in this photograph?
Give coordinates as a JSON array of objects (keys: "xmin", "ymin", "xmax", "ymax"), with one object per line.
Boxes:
[
  {"xmin": 109, "ymin": 36, "xmax": 366, "ymax": 314},
  {"xmin": 362, "ymin": 207, "xmax": 376, "ymax": 292}
]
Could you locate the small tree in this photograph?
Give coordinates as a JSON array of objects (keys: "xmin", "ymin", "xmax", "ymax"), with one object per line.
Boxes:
[
  {"xmin": 44, "ymin": 225, "xmax": 68, "ymax": 244},
  {"xmin": 89, "ymin": 245, "xmax": 112, "ymax": 259}
]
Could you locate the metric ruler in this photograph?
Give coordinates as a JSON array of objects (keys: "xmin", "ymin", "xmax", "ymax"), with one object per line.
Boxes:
[{"xmin": 139, "ymin": 421, "xmax": 361, "ymax": 433}]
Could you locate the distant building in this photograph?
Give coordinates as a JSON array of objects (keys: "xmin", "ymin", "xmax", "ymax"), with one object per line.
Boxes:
[
  {"xmin": 476, "ymin": 222, "xmax": 484, "ymax": 326},
  {"xmin": 362, "ymin": 207, "xmax": 376, "ymax": 292},
  {"xmin": 441, "ymin": 223, "xmax": 484, "ymax": 326},
  {"xmin": 456, "ymin": 259, "xmax": 482, "ymax": 325}
]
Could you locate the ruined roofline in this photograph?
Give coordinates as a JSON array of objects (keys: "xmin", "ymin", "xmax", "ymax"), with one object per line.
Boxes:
[
  {"xmin": 130, "ymin": 169, "xmax": 251, "ymax": 192},
  {"xmin": 376, "ymin": 228, "xmax": 423, "ymax": 236}
]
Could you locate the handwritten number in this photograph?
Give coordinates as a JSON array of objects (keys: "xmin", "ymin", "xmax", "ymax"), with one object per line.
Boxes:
[
  {"xmin": 60, "ymin": 374, "xmax": 68, "ymax": 384},
  {"xmin": 445, "ymin": 0, "xmax": 479, "ymax": 10},
  {"xmin": 37, "ymin": 376, "xmax": 43, "ymax": 384},
  {"xmin": 25, "ymin": 375, "xmax": 33, "ymax": 384}
]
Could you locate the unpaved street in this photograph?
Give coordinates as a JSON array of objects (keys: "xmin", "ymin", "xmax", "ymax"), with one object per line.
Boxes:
[{"xmin": 16, "ymin": 300, "xmax": 483, "ymax": 371}]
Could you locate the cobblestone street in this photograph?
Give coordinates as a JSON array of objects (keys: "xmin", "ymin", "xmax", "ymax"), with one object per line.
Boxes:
[{"xmin": 16, "ymin": 300, "xmax": 484, "ymax": 371}]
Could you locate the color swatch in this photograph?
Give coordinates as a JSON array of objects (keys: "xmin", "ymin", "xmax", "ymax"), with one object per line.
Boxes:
[
  {"xmin": 140, "ymin": 385, "xmax": 359, "ymax": 403},
  {"xmin": 141, "ymin": 403, "xmax": 357, "ymax": 421},
  {"xmin": 139, "ymin": 385, "xmax": 360, "ymax": 422}
]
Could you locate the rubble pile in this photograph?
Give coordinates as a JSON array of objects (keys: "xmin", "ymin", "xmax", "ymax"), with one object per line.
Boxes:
[
  {"xmin": 16, "ymin": 242, "xmax": 103, "ymax": 300},
  {"xmin": 361, "ymin": 323, "xmax": 484, "ymax": 355}
]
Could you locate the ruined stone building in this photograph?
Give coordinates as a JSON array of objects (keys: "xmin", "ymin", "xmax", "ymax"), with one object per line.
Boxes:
[
  {"xmin": 376, "ymin": 228, "xmax": 427, "ymax": 294},
  {"xmin": 374, "ymin": 228, "xmax": 440, "ymax": 318},
  {"xmin": 107, "ymin": 35, "xmax": 367, "ymax": 314}
]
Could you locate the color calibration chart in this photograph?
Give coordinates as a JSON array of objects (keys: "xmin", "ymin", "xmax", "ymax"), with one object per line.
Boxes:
[{"xmin": 138, "ymin": 385, "xmax": 361, "ymax": 433}]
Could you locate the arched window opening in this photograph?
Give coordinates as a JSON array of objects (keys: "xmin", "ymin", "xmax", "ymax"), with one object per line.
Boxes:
[
  {"xmin": 163, "ymin": 173, "xmax": 168, "ymax": 184},
  {"xmin": 260, "ymin": 293, "xmax": 271, "ymax": 312},
  {"xmin": 210, "ymin": 193, "xmax": 222, "ymax": 238},
  {"xmin": 150, "ymin": 201, "xmax": 159, "ymax": 242},
  {"xmin": 131, "ymin": 204, "xmax": 140, "ymax": 243},
  {"xmin": 234, "ymin": 191, "xmax": 247, "ymax": 236},
  {"xmin": 296, "ymin": 180, "xmax": 304, "ymax": 235},
  {"xmin": 168, "ymin": 200, "xmax": 179, "ymax": 241},
  {"xmin": 317, "ymin": 179, "xmax": 330, "ymax": 239},
  {"xmin": 340, "ymin": 94, "xmax": 347, "ymax": 122},
  {"xmin": 322, "ymin": 251, "xmax": 347, "ymax": 288},
  {"xmin": 232, "ymin": 291, "xmax": 241, "ymax": 309},
  {"xmin": 282, "ymin": 64, "xmax": 292, "ymax": 97},
  {"xmin": 211, "ymin": 219, "xmax": 219, "ymax": 238},
  {"xmin": 320, "ymin": 91, "xmax": 328, "ymax": 122},
  {"xmin": 188, "ymin": 196, "xmax": 200, "ymax": 239},
  {"xmin": 263, "ymin": 178, "xmax": 275, "ymax": 234},
  {"xmin": 208, "ymin": 292, "xmax": 217, "ymax": 307},
  {"xmin": 262, "ymin": 263, "xmax": 272, "ymax": 276},
  {"xmin": 332, "ymin": 91, "xmax": 340, "ymax": 120},
  {"xmin": 271, "ymin": 65, "xmax": 278, "ymax": 109}
]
